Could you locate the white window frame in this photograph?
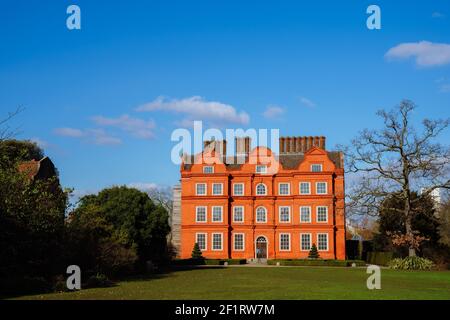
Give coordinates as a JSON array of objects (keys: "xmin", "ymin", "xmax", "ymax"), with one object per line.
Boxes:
[
  {"xmin": 203, "ymin": 166, "xmax": 214, "ymax": 174},
  {"xmin": 317, "ymin": 233, "xmax": 329, "ymax": 251},
  {"xmin": 211, "ymin": 233, "xmax": 223, "ymax": 251},
  {"xmin": 316, "ymin": 206, "xmax": 328, "ymax": 223},
  {"xmin": 195, "ymin": 206, "xmax": 207, "ymax": 223},
  {"xmin": 316, "ymin": 182, "xmax": 328, "ymax": 195},
  {"xmin": 278, "ymin": 183, "xmax": 290, "ymax": 195},
  {"xmin": 195, "ymin": 232, "xmax": 207, "ymax": 251},
  {"xmin": 256, "ymin": 206, "xmax": 267, "ymax": 223},
  {"xmin": 256, "ymin": 183, "xmax": 267, "ymax": 195},
  {"xmin": 279, "ymin": 233, "xmax": 291, "ymax": 251},
  {"xmin": 311, "ymin": 164, "xmax": 323, "ymax": 172},
  {"xmin": 233, "ymin": 233, "xmax": 245, "ymax": 251},
  {"xmin": 279, "ymin": 206, "xmax": 291, "ymax": 223},
  {"xmin": 233, "ymin": 206, "xmax": 244, "ymax": 223},
  {"xmin": 300, "ymin": 233, "xmax": 312, "ymax": 251},
  {"xmin": 299, "ymin": 182, "xmax": 311, "ymax": 195},
  {"xmin": 300, "ymin": 206, "xmax": 312, "ymax": 223},
  {"xmin": 211, "ymin": 206, "xmax": 223, "ymax": 222},
  {"xmin": 212, "ymin": 183, "xmax": 223, "ymax": 195},
  {"xmin": 233, "ymin": 183, "xmax": 244, "ymax": 196},
  {"xmin": 196, "ymin": 183, "xmax": 207, "ymax": 196},
  {"xmin": 256, "ymin": 165, "xmax": 267, "ymax": 174}
]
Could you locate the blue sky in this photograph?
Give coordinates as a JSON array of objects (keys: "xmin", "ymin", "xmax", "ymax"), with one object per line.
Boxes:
[{"xmin": 1, "ymin": 0, "xmax": 449, "ymax": 198}]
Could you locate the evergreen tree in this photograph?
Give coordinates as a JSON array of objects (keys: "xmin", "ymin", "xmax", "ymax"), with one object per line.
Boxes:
[
  {"xmin": 308, "ymin": 243, "xmax": 320, "ymax": 259},
  {"xmin": 191, "ymin": 243, "xmax": 204, "ymax": 260}
]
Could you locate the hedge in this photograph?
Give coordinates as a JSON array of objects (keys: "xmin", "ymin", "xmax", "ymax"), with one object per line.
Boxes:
[
  {"xmin": 172, "ymin": 259, "xmax": 247, "ymax": 266},
  {"xmin": 366, "ymin": 252, "xmax": 394, "ymax": 266},
  {"xmin": 267, "ymin": 259, "xmax": 366, "ymax": 267}
]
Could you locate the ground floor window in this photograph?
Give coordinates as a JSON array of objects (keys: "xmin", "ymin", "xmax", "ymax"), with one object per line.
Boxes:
[
  {"xmin": 317, "ymin": 233, "xmax": 328, "ymax": 251},
  {"xmin": 279, "ymin": 233, "xmax": 290, "ymax": 251},
  {"xmin": 233, "ymin": 233, "xmax": 244, "ymax": 251},
  {"xmin": 212, "ymin": 233, "xmax": 223, "ymax": 251},
  {"xmin": 196, "ymin": 233, "xmax": 207, "ymax": 251},
  {"xmin": 300, "ymin": 233, "xmax": 311, "ymax": 251}
]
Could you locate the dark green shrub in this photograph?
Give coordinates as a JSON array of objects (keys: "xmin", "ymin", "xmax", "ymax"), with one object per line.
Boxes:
[
  {"xmin": 389, "ymin": 256, "xmax": 435, "ymax": 270},
  {"xmin": 86, "ymin": 273, "xmax": 113, "ymax": 288},
  {"xmin": 366, "ymin": 251, "xmax": 394, "ymax": 266},
  {"xmin": 308, "ymin": 244, "xmax": 320, "ymax": 259},
  {"xmin": 267, "ymin": 259, "xmax": 364, "ymax": 267},
  {"xmin": 191, "ymin": 243, "xmax": 204, "ymax": 260}
]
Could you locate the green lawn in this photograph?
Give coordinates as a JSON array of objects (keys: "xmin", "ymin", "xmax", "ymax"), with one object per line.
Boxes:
[{"xmin": 13, "ymin": 266, "xmax": 450, "ymax": 300}]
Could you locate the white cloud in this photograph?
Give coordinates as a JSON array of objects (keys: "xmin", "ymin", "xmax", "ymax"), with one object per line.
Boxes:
[
  {"xmin": 136, "ymin": 96, "xmax": 250, "ymax": 126},
  {"xmin": 54, "ymin": 127, "xmax": 84, "ymax": 137},
  {"xmin": 385, "ymin": 41, "xmax": 450, "ymax": 67},
  {"xmin": 87, "ymin": 129, "xmax": 122, "ymax": 145},
  {"xmin": 432, "ymin": 12, "xmax": 445, "ymax": 18},
  {"xmin": 299, "ymin": 97, "xmax": 316, "ymax": 108},
  {"xmin": 92, "ymin": 114, "xmax": 156, "ymax": 139},
  {"xmin": 54, "ymin": 127, "xmax": 121, "ymax": 145},
  {"xmin": 263, "ymin": 105, "xmax": 285, "ymax": 119}
]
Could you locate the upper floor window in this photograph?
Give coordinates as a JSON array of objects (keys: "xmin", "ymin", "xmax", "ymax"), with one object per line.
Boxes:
[
  {"xmin": 212, "ymin": 233, "xmax": 223, "ymax": 251},
  {"xmin": 196, "ymin": 233, "xmax": 207, "ymax": 251},
  {"xmin": 317, "ymin": 206, "xmax": 328, "ymax": 222},
  {"xmin": 196, "ymin": 206, "xmax": 207, "ymax": 222},
  {"xmin": 299, "ymin": 182, "xmax": 311, "ymax": 195},
  {"xmin": 256, "ymin": 207, "xmax": 267, "ymax": 223},
  {"xmin": 256, "ymin": 183, "xmax": 267, "ymax": 195},
  {"xmin": 279, "ymin": 206, "xmax": 291, "ymax": 223},
  {"xmin": 233, "ymin": 206, "xmax": 244, "ymax": 222},
  {"xmin": 278, "ymin": 183, "xmax": 290, "ymax": 195},
  {"xmin": 256, "ymin": 165, "xmax": 267, "ymax": 174},
  {"xmin": 196, "ymin": 183, "xmax": 207, "ymax": 195},
  {"xmin": 212, "ymin": 183, "xmax": 223, "ymax": 195},
  {"xmin": 317, "ymin": 233, "xmax": 329, "ymax": 251},
  {"xmin": 233, "ymin": 183, "xmax": 244, "ymax": 196},
  {"xmin": 316, "ymin": 182, "xmax": 327, "ymax": 195},
  {"xmin": 212, "ymin": 206, "xmax": 223, "ymax": 222},
  {"xmin": 311, "ymin": 164, "xmax": 323, "ymax": 172},
  {"xmin": 279, "ymin": 233, "xmax": 291, "ymax": 251},
  {"xmin": 300, "ymin": 206, "xmax": 311, "ymax": 223},
  {"xmin": 203, "ymin": 166, "xmax": 214, "ymax": 174}
]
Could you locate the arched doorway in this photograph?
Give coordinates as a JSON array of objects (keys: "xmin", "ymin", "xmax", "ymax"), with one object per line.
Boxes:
[{"xmin": 255, "ymin": 236, "xmax": 268, "ymax": 259}]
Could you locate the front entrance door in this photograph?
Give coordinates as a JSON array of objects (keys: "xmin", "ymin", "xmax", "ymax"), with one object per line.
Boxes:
[{"xmin": 256, "ymin": 236, "xmax": 267, "ymax": 259}]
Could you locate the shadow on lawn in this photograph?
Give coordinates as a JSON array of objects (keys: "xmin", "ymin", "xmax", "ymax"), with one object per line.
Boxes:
[
  {"xmin": 0, "ymin": 265, "xmax": 226, "ymax": 299},
  {"xmin": 121, "ymin": 265, "xmax": 226, "ymax": 283}
]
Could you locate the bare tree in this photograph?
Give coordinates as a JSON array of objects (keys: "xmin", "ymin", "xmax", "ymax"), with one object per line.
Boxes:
[
  {"xmin": 344, "ymin": 100, "xmax": 450, "ymax": 256},
  {"xmin": 147, "ymin": 186, "xmax": 173, "ymax": 213},
  {"xmin": 0, "ymin": 106, "xmax": 24, "ymax": 141}
]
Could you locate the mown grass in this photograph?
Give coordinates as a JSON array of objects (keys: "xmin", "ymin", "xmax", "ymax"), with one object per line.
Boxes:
[{"xmin": 13, "ymin": 266, "xmax": 450, "ymax": 300}]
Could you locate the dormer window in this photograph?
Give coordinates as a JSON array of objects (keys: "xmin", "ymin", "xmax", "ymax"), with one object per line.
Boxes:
[
  {"xmin": 311, "ymin": 164, "xmax": 323, "ymax": 172},
  {"xmin": 203, "ymin": 166, "xmax": 214, "ymax": 174},
  {"xmin": 256, "ymin": 165, "xmax": 267, "ymax": 174}
]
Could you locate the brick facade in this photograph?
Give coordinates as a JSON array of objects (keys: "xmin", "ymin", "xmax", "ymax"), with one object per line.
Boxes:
[{"xmin": 179, "ymin": 137, "xmax": 346, "ymax": 260}]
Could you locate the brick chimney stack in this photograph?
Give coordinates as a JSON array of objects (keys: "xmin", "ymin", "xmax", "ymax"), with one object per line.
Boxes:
[
  {"xmin": 279, "ymin": 136, "xmax": 327, "ymax": 154},
  {"xmin": 203, "ymin": 139, "xmax": 227, "ymax": 157},
  {"xmin": 235, "ymin": 137, "xmax": 251, "ymax": 156}
]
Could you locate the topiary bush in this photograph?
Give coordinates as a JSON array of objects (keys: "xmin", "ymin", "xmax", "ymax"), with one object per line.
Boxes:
[
  {"xmin": 388, "ymin": 256, "xmax": 435, "ymax": 270},
  {"xmin": 308, "ymin": 244, "xmax": 320, "ymax": 259}
]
